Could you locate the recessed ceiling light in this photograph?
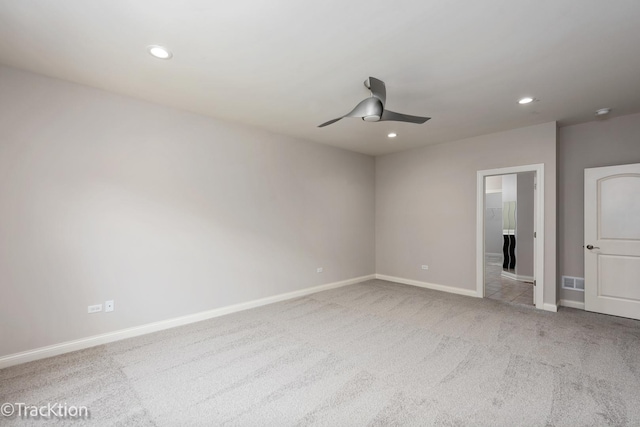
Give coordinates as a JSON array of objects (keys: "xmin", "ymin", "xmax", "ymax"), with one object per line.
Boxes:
[
  {"xmin": 518, "ymin": 97, "xmax": 535, "ymax": 105},
  {"xmin": 387, "ymin": 133, "xmax": 397, "ymax": 138},
  {"xmin": 147, "ymin": 45, "xmax": 172, "ymax": 59},
  {"xmin": 596, "ymin": 108, "xmax": 611, "ymax": 116}
]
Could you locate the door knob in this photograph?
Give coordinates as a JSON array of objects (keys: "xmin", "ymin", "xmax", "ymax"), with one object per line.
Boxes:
[{"xmin": 586, "ymin": 244, "xmax": 600, "ymax": 250}]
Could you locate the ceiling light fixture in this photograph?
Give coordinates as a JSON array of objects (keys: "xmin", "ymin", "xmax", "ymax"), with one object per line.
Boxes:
[
  {"xmin": 596, "ymin": 108, "xmax": 611, "ymax": 116},
  {"xmin": 387, "ymin": 132, "xmax": 397, "ymax": 138},
  {"xmin": 147, "ymin": 45, "xmax": 173, "ymax": 59},
  {"xmin": 518, "ymin": 97, "xmax": 535, "ymax": 105}
]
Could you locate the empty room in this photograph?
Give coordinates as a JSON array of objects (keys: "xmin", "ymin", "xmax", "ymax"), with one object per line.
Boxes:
[{"xmin": 1, "ymin": 1, "xmax": 640, "ymax": 425}]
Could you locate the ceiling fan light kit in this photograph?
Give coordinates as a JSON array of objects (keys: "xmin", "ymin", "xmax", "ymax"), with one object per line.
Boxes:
[{"xmin": 318, "ymin": 77, "xmax": 430, "ymax": 127}]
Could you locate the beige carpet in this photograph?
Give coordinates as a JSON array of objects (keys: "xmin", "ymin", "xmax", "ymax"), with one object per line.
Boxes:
[{"xmin": 1, "ymin": 279, "xmax": 640, "ymax": 426}]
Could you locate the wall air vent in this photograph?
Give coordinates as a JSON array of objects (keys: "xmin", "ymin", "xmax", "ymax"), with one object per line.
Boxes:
[
  {"xmin": 575, "ymin": 278, "xmax": 585, "ymax": 290},
  {"xmin": 562, "ymin": 276, "xmax": 585, "ymax": 291}
]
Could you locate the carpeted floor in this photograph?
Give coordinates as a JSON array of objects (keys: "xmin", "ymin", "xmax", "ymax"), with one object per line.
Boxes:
[{"xmin": 2, "ymin": 279, "xmax": 640, "ymax": 426}]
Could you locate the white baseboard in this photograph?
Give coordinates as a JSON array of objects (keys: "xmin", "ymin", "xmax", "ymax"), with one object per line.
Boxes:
[
  {"xmin": 375, "ymin": 274, "xmax": 479, "ymax": 298},
  {"xmin": 543, "ymin": 303, "xmax": 558, "ymax": 312},
  {"xmin": 560, "ymin": 299, "xmax": 585, "ymax": 310},
  {"xmin": 500, "ymin": 271, "xmax": 534, "ymax": 283},
  {"xmin": 501, "ymin": 271, "xmax": 516, "ymax": 280},
  {"xmin": 0, "ymin": 274, "xmax": 375, "ymax": 369}
]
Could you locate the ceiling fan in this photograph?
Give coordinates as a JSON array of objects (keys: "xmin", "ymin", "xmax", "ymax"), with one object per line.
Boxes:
[{"xmin": 318, "ymin": 77, "xmax": 430, "ymax": 128}]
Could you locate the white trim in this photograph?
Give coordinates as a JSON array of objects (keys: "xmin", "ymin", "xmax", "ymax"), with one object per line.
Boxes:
[
  {"xmin": 501, "ymin": 271, "xmax": 517, "ymax": 280},
  {"xmin": 485, "ymin": 189, "xmax": 503, "ymax": 194},
  {"xmin": 543, "ymin": 303, "xmax": 558, "ymax": 312},
  {"xmin": 560, "ymin": 299, "xmax": 585, "ymax": 310},
  {"xmin": 485, "ymin": 252, "xmax": 502, "ymax": 257},
  {"xmin": 500, "ymin": 271, "xmax": 535, "ymax": 283},
  {"xmin": 375, "ymin": 274, "xmax": 478, "ymax": 298},
  {"xmin": 0, "ymin": 274, "xmax": 375, "ymax": 369},
  {"xmin": 477, "ymin": 164, "xmax": 546, "ymax": 309}
]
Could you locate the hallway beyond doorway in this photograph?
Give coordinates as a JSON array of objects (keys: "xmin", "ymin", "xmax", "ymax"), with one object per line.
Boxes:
[{"xmin": 485, "ymin": 254, "xmax": 533, "ymax": 305}]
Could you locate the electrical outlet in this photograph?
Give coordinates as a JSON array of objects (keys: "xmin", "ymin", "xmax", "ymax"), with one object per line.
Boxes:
[
  {"xmin": 88, "ymin": 304, "xmax": 102, "ymax": 314},
  {"xmin": 317, "ymin": 267, "xmax": 323, "ymax": 273},
  {"xmin": 421, "ymin": 265, "xmax": 429, "ymax": 270},
  {"xmin": 105, "ymin": 300, "xmax": 114, "ymax": 312}
]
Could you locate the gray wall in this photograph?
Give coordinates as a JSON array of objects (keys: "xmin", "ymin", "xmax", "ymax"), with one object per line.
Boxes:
[
  {"xmin": 516, "ymin": 172, "xmax": 535, "ymax": 278},
  {"xmin": 558, "ymin": 113, "xmax": 640, "ymax": 303},
  {"xmin": 484, "ymin": 192, "xmax": 503, "ymax": 255},
  {"xmin": 376, "ymin": 122, "xmax": 557, "ymax": 304},
  {"xmin": 502, "ymin": 174, "xmax": 517, "ymax": 204},
  {"xmin": 0, "ymin": 66, "xmax": 375, "ymax": 357}
]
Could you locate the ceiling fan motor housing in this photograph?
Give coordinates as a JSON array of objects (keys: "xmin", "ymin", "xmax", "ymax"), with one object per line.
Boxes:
[{"xmin": 358, "ymin": 97, "xmax": 383, "ymax": 122}]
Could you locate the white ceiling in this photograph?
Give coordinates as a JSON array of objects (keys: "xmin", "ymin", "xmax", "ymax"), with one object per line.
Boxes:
[{"xmin": 1, "ymin": 1, "xmax": 640, "ymax": 156}]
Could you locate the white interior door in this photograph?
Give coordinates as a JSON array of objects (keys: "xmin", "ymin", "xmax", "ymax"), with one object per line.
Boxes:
[{"xmin": 585, "ymin": 163, "xmax": 640, "ymax": 320}]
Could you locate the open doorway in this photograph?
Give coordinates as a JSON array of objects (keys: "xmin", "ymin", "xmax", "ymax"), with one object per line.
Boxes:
[
  {"xmin": 476, "ymin": 164, "xmax": 545, "ymax": 310},
  {"xmin": 483, "ymin": 173, "xmax": 534, "ymax": 306}
]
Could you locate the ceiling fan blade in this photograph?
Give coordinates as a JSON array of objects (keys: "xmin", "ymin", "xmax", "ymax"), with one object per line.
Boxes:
[
  {"xmin": 318, "ymin": 117, "xmax": 343, "ymax": 127},
  {"xmin": 380, "ymin": 109, "xmax": 430, "ymax": 124},
  {"xmin": 368, "ymin": 77, "xmax": 386, "ymax": 105}
]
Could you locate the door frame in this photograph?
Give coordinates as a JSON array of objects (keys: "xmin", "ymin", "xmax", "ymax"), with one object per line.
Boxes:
[{"xmin": 476, "ymin": 163, "xmax": 545, "ymax": 310}]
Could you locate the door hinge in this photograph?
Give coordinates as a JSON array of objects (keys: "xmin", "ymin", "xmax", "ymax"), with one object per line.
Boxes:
[
  {"xmin": 534, "ymin": 231, "xmax": 537, "ymax": 238},
  {"xmin": 533, "ymin": 280, "xmax": 536, "ymax": 286}
]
